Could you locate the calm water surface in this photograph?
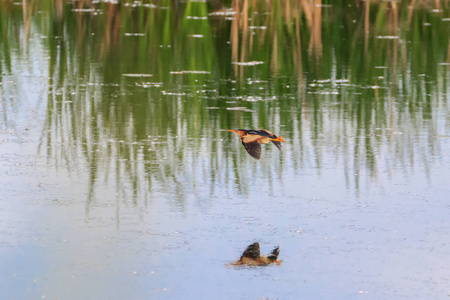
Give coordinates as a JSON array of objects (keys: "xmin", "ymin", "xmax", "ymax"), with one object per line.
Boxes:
[{"xmin": 1, "ymin": 1, "xmax": 450, "ymax": 299}]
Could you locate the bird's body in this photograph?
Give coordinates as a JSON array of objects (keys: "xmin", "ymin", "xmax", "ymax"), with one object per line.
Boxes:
[
  {"xmin": 232, "ymin": 242, "xmax": 282, "ymax": 266},
  {"xmin": 226, "ymin": 129, "xmax": 285, "ymax": 160}
]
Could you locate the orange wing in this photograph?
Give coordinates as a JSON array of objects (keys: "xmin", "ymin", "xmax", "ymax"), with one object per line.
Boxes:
[{"xmin": 242, "ymin": 134, "xmax": 265, "ymax": 144}]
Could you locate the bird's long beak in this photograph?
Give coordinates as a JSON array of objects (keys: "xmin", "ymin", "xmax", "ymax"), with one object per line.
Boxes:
[{"xmin": 226, "ymin": 129, "xmax": 238, "ymax": 134}]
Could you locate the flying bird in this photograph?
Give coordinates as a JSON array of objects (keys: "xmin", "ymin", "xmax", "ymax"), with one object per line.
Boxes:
[
  {"xmin": 227, "ymin": 129, "xmax": 285, "ymax": 160},
  {"xmin": 232, "ymin": 242, "xmax": 282, "ymax": 266}
]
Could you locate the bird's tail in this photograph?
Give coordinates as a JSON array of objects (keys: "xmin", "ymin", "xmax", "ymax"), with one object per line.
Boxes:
[{"xmin": 271, "ymin": 136, "xmax": 285, "ymax": 143}]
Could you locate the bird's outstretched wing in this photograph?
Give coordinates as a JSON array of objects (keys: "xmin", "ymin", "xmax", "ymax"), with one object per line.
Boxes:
[
  {"xmin": 242, "ymin": 141, "xmax": 261, "ymax": 160},
  {"xmin": 242, "ymin": 242, "xmax": 260, "ymax": 260}
]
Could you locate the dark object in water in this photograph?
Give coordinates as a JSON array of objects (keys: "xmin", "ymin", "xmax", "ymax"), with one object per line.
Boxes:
[{"xmin": 232, "ymin": 242, "xmax": 282, "ymax": 266}]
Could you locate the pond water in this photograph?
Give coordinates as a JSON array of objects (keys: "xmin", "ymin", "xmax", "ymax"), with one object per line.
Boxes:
[{"xmin": 1, "ymin": 1, "xmax": 450, "ymax": 299}]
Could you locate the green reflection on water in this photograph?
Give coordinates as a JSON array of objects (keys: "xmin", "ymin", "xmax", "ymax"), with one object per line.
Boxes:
[{"xmin": 0, "ymin": 0, "xmax": 449, "ymax": 203}]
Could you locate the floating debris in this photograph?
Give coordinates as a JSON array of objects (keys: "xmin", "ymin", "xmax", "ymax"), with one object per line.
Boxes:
[
  {"xmin": 243, "ymin": 96, "xmax": 263, "ymax": 102},
  {"xmin": 249, "ymin": 26, "xmax": 267, "ymax": 30},
  {"xmin": 186, "ymin": 16, "xmax": 208, "ymax": 20},
  {"xmin": 170, "ymin": 70, "xmax": 210, "ymax": 74},
  {"xmin": 376, "ymin": 36, "xmax": 400, "ymax": 39},
  {"xmin": 247, "ymin": 80, "xmax": 268, "ymax": 84},
  {"xmin": 209, "ymin": 10, "xmax": 236, "ymax": 16},
  {"xmin": 226, "ymin": 107, "xmax": 253, "ymax": 112},
  {"xmin": 123, "ymin": 1, "xmax": 156, "ymax": 7},
  {"xmin": 71, "ymin": 8, "xmax": 98, "ymax": 12},
  {"xmin": 124, "ymin": 33, "xmax": 145, "ymax": 36},
  {"xmin": 308, "ymin": 91, "xmax": 340, "ymax": 95},
  {"xmin": 136, "ymin": 82, "xmax": 162, "ymax": 88},
  {"xmin": 122, "ymin": 73, "xmax": 153, "ymax": 77},
  {"xmin": 189, "ymin": 34, "xmax": 204, "ymax": 38},
  {"xmin": 232, "ymin": 61, "xmax": 264, "ymax": 66},
  {"xmin": 359, "ymin": 291, "xmax": 369, "ymax": 294},
  {"xmin": 162, "ymin": 91, "xmax": 186, "ymax": 96}
]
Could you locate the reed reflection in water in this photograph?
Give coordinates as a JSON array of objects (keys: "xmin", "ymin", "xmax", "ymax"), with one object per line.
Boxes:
[{"xmin": 0, "ymin": 0, "xmax": 448, "ymax": 205}]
